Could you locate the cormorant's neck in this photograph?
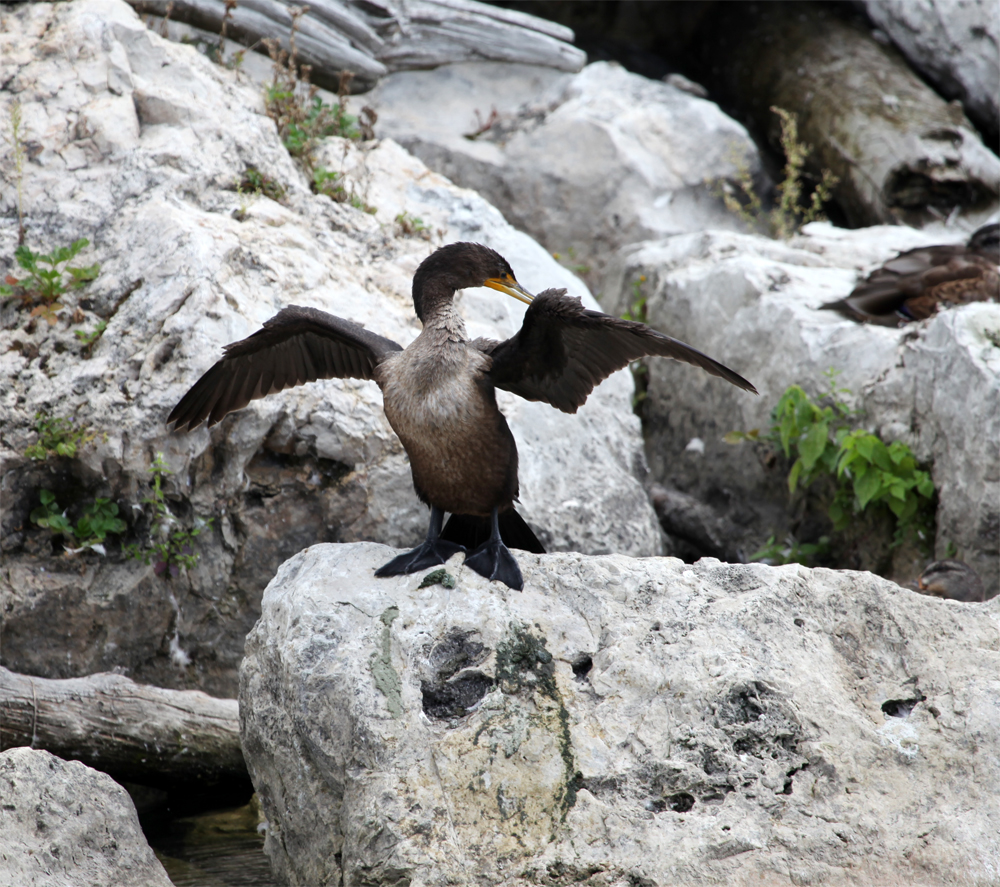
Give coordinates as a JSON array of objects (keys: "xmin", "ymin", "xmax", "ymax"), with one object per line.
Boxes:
[{"xmin": 414, "ymin": 280, "xmax": 467, "ymax": 340}]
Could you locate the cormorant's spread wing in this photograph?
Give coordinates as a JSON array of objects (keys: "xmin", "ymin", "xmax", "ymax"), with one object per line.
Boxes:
[
  {"xmin": 168, "ymin": 305, "xmax": 403, "ymax": 431},
  {"xmin": 475, "ymin": 289, "xmax": 756, "ymax": 414}
]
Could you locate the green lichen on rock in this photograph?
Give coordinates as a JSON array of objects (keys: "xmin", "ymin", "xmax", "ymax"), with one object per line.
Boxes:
[
  {"xmin": 369, "ymin": 606, "xmax": 403, "ymax": 719},
  {"xmin": 494, "ymin": 624, "xmax": 580, "ymax": 820},
  {"xmin": 418, "ymin": 568, "xmax": 456, "ymax": 589}
]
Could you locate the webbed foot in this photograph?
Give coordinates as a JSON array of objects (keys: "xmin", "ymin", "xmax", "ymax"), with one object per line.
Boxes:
[
  {"xmin": 375, "ymin": 539, "xmax": 465, "ymax": 577},
  {"xmin": 463, "ymin": 538, "xmax": 524, "ymax": 591}
]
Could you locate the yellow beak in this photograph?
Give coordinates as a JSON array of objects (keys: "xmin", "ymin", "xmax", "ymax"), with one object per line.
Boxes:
[{"xmin": 484, "ymin": 276, "xmax": 534, "ymax": 305}]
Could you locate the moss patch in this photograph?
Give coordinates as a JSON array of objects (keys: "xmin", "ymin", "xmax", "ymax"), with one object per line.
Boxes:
[
  {"xmin": 369, "ymin": 606, "xmax": 403, "ymax": 719},
  {"xmin": 495, "ymin": 624, "xmax": 580, "ymax": 820},
  {"xmin": 418, "ymin": 568, "xmax": 455, "ymax": 589}
]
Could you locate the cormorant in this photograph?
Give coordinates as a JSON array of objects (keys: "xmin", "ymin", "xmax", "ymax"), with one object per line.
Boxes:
[
  {"xmin": 168, "ymin": 242, "xmax": 757, "ymax": 589},
  {"xmin": 821, "ymin": 223, "xmax": 999, "ymax": 326}
]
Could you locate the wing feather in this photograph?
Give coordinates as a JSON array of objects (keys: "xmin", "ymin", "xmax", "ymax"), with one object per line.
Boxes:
[
  {"xmin": 482, "ymin": 289, "xmax": 756, "ymax": 413},
  {"xmin": 169, "ymin": 305, "xmax": 403, "ymax": 431}
]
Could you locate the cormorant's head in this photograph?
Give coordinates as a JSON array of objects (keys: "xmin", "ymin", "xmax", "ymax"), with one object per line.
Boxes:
[{"xmin": 412, "ymin": 242, "xmax": 534, "ymax": 321}]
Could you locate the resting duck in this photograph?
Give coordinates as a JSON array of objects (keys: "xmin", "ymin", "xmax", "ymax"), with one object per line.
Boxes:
[{"xmin": 821, "ymin": 223, "xmax": 999, "ymax": 326}]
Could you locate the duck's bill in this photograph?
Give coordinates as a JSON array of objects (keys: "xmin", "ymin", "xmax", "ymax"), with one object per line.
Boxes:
[{"xmin": 484, "ymin": 277, "xmax": 535, "ymax": 304}]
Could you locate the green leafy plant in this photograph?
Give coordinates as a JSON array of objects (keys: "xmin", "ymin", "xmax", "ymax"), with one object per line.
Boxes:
[
  {"xmin": 312, "ymin": 166, "xmax": 376, "ymax": 213},
  {"xmin": 394, "ymin": 212, "xmax": 430, "ymax": 239},
  {"xmin": 621, "ymin": 275, "xmax": 648, "ymax": 323},
  {"xmin": 732, "ymin": 371, "xmax": 936, "ymax": 552},
  {"xmin": 24, "ymin": 412, "xmax": 99, "ymax": 461},
  {"xmin": 350, "ymin": 193, "xmax": 377, "ymax": 214},
  {"xmin": 1, "ymin": 239, "xmax": 100, "ymax": 325},
  {"xmin": 621, "ymin": 276, "xmax": 650, "ymax": 413},
  {"xmin": 312, "ymin": 165, "xmax": 345, "ymax": 199},
  {"xmin": 751, "ymin": 533, "xmax": 830, "ymax": 567},
  {"xmin": 125, "ymin": 452, "xmax": 212, "ymax": 579},
  {"xmin": 31, "ymin": 489, "xmax": 126, "ymax": 553},
  {"xmin": 263, "ymin": 10, "xmax": 360, "ymax": 162},
  {"xmin": 74, "ymin": 319, "xmax": 107, "ymax": 355},
  {"xmin": 30, "ymin": 489, "xmax": 72, "ymax": 535},
  {"xmin": 238, "ymin": 167, "xmax": 286, "ymax": 202},
  {"xmin": 260, "ymin": 12, "xmax": 380, "ymax": 216},
  {"xmin": 827, "ymin": 429, "xmax": 935, "ymax": 537},
  {"xmin": 714, "ymin": 106, "xmax": 838, "ymax": 240}
]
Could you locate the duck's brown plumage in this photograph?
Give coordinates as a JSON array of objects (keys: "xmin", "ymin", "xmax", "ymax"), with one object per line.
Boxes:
[
  {"xmin": 168, "ymin": 242, "xmax": 757, "ymax": 588},
  {"xmin": 821, "ymin": 223, "xmax": 1000, "ymax": 326},
  {"xmin": 916, "ymin": 559, "xmax": 988, "ymax": 603}
]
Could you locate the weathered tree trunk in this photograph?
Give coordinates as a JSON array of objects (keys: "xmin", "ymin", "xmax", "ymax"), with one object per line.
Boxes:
[
  {"xmin": 696, "ymin": 2, "xmax": 999, "ymax": 227},
  {"xmin": 361, "ymin": 0, "xmax": 585, "ymax": 73},
  {"xmin": 0, "ymin": 667, "xmax": 246, "ymax": 791},
  {"xmin": 130, "ymin": 0, "xmax": 389, "ymax": 91},
  {"xmin": 127, "ymin": 0, "xmax": 586, "ymax": 94}
]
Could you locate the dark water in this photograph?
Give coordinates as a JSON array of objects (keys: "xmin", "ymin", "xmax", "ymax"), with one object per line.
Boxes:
[{"xmin": 142, "ymin": 798, "xmax": 279, "ymax": 887}]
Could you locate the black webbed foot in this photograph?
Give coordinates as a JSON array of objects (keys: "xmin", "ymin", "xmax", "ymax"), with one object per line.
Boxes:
[
  {"xmin": 463, "ymin": 538, "xmax": 524, "ymax": 591},
  {"xmin": 375, "ymin": 539, "xmax": 465, "ymax": 577},
  {"xmin": 375, "ymin": 505, "xmax": 465, "ymax": 578}
]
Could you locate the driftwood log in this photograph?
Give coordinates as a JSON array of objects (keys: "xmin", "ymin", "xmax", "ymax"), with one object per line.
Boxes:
[
  {"xmin": 695, "ymin": 2, "xmax": 1000, "ymax": 227},
  {"xmin": 128, "ymin": 0, "xmax": 586, "ymax": 93},
  {"xmin": 0, "ymin": 666, "xmax": 246, "ymax": 791},
  {"xmin": 130, "ymin": 0, "xmax": 388, "ymax": 91}
]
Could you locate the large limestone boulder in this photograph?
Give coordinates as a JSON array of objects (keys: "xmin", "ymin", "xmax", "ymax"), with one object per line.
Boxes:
[
  {"xmin": 240, "ymin": 542, "xmax": 1000, "ymax": 886},
  {"xmin": 0, "ymin": 0, "xmax": 659, "ymax": 696},
  {"xmin": 364, "ymin": 60, "xmax": 762, "ymax": 280},
  {"xmin": 0, "ymin": 747, "xmax": 172, "ymax": 887},
  {"xmin": 865, "ymin": 0, "xmax": 999, "ymax": 138},
  {"xmin": 601, "ymin": 223, "xmax": 1000, "ymax": 593}
]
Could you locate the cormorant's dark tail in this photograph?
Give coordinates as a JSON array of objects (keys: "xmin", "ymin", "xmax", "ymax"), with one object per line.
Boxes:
[{"xmin": 441, "ymin": 510, "xmax": 546, "ymax": 554}]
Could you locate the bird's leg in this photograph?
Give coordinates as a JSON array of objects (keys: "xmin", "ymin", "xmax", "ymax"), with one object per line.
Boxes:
[
  {"xmin": 462, "ymin": 507, "xmax": 524, "ymax": 591},
  {"xmin": 375, "ymin": 506, "xmax": 466, "ymax": 577}
]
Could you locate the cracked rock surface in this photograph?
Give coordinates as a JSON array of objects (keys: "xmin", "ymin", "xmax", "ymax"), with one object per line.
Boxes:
[{"xmin": 240, "ymin": 542, "xmax": 1000, "ymax": 887}]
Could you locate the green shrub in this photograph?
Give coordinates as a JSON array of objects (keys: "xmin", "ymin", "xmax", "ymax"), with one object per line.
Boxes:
[
  {"xmin": 715, "ymin": 106, "xmax": 838, "ymax": 240},
  {"xmin": 30, "ymin": 490, "xmax": 126, "ymax": 553},
  {"xmin": 125, "ymin": 453, "xmax": 212, "ymax": 579},
  {"xmin": 751, "ymin": 534, "xmax": 830, "ymax": 567},
  {"xmin": 238, "ymin": 167, "xmax": 286, "ymax": 202},
  {"xmin": 74, "ymin": 319, "xmax": 107, "ymax": 355},
  {"xmin": 621, "ymin": 276, "xmax": 650, "ymax": 413},
  {"xmin": 394, "ymin": 212, "xmax": 429, "ymax": 239},
  {"xmin": 1, "ymin": 238, "xmax": 100, "ymax": 324},
  {"xmin": 263, "ymin": 12, "xmax": 360, "ymax": 162},
  {"xmin": 733, "ymin": 372, "xmax": 936, "ymax": 558},
  {"xmin": 24, "ymin": 412, "xmax": 98, "ymax": 461}
]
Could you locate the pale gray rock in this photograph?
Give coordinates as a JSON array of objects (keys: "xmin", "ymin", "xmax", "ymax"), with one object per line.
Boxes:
[
  {"xmin": 865, "ymin": 0, "xmax": 999, "ymax": 135},
  {"xmin": 364, "ymin": 60, "xmax": 763, "ymax": 279},
  {"xmin": 0, "ymin": 0, "xmax": 658, "ymax": 695},
  {"xmin": 0, "ymin": 747, "xmax": 172, "ymax": 887},
  {"xmin": 601, "ymin": 223, "xmax": 1000, "ymax": 593},
  {"xmin": 240, "ymin": 542, "xmax": 1000, "ymax": 887}
]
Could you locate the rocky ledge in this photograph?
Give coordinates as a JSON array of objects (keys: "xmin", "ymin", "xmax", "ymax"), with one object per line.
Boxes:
[{"xmin": 239, "ymin": 542, "xmax": 1000, "ymax": 887}]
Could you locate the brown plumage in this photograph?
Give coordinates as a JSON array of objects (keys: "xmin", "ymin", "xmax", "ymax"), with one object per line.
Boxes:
[
  {"xmin": 169, "ymin": 242, "xmax": 757, "ymax": 589},
  {"xmin": 821, "ymin": 223, "xmax": 999, "ymax": 326},
  {"xmin": 916, "ymin": 559, "xmax": 989, "ymax": 603}
]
